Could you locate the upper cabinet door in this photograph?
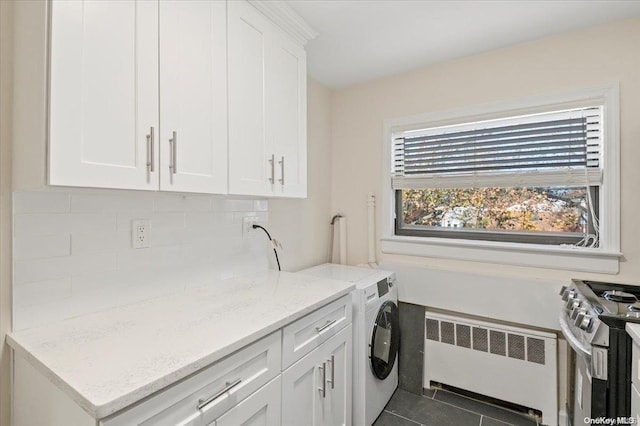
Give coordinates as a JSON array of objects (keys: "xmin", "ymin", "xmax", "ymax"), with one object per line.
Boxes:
[
  {"xmin": 228, "ymin": 1, "xmax": 308, "ymax": 198},
  {"xmin": 159, "ymin": 0, "xmax": 228, "ymax": 194},
  {"xmin": 227, "ymin": 1, "xmax": 274, "ymax": 197},
  {"xmin": 49, "ymin": 0, "xmax": 159, "ymax": 190},
  {"xmin": 269, "ymin": 34, "xmax": 307, "ymax": 198}
]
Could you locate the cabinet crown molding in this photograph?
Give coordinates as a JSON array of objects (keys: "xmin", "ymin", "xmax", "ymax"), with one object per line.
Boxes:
[{"xmin": 248, "ymin": 0, "xmax": 318, "ymax": 45}]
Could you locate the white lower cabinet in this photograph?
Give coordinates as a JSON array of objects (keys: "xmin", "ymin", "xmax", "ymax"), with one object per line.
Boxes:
[{"xmin": 282, "ymin": 325, "xmax": 353, "ymax": 426}]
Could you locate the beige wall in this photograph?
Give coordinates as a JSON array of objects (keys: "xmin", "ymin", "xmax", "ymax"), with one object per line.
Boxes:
[
  {"xmin": 269, "ymin": 77, "xmax": 333, "ymax": 271},
  {"xmin": 331, "ymin": 16, "xmax": 640, "ymax": 283},
  {"xmin": 0, "ymin": 1, "xmax": 13, "ymax": 424}
]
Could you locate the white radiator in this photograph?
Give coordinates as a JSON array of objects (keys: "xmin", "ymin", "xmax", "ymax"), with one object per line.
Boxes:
[{"xmin": 424, "ymin": 311, "xmax": 558, "ymax": 425}]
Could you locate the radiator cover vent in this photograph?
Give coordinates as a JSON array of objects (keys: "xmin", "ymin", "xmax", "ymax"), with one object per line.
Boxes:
[
  {"xmin": 423, "ymin": 312, "xmax": 557, "ymax": 425},
  {"xmin": 425, "ymin": 318, "xmax": 545, "ymax": 364}
]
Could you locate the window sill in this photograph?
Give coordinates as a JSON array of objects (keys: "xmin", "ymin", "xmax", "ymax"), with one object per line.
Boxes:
[{"xmin": 380, "ymin": 236, "xmax": 621, "ymax": 274}]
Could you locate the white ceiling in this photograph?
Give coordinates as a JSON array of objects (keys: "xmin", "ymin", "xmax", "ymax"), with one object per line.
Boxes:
[{"xmin": 287, "ymin": 0, "xmax": 640, "ymax": 89}]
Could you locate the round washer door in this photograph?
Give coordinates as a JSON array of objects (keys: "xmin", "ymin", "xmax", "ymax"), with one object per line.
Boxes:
[{"xmin": 370, "ymin": 300, "xmax": 400, "ymax": 380}]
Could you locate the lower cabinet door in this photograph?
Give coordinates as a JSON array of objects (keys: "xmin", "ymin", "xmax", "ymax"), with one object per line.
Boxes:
[
  {"xmin": 282, "ymin": 345, "xmax": 324, "ymax": 426},
  {"xmin": 282, "ymin": 325, "xmax": 353, "ymax": 426},
  {"xmin": 322, "ymin": 325, "xmax": 352, "ymax": 426},
  {"xmin": 214, "ymin": 376, "xmax": 281, "ymax": 426}
]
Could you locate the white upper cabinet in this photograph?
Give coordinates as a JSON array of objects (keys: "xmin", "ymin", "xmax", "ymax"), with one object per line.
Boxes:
[
  {"xmin": 49, "ymin": 0, "xmax": 159, "ymax": 190},
  {"xmin": 228, "ymin": 0, "xmax": 309, "ymax": 198},
  {"xmin": 159, "ymin": 0, "xmax": 227, "ymax": 194},
  {"xmin": 48, "ymin": 0, "xmax": 312, "ymax": 197},
  {"xmin": 269, "ymin": 33, "xmax": 307, "ymax": 198}
]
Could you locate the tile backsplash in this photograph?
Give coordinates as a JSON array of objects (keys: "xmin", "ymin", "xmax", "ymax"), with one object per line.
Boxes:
[{"xmin": 13, "ymin": 190, "xmax": 269, "ymax": 331}]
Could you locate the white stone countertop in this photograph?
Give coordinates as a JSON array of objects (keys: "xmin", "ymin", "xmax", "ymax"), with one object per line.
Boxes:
[
  {"xmin": 627, "ymin": 323, "xmax": 640, "ymax": 345},
  {"xmin": 7, "ymin": 270, "xmax": 354, "ymax": 419}
]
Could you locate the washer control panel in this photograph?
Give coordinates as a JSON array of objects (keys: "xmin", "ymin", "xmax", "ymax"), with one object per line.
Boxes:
[{"xmin": 377, "ymin": 278, "xmax": 389, "ymax": 297}]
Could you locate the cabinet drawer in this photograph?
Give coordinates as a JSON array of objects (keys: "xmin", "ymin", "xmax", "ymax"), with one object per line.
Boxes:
[
  {"xmin": 102, "ymin": 331, "xmax": 281, "ymax": 426},
  {"xmin": 282, "ymin": 294, "xmax": 352, "ymax": 369},
  {"xmin": 214, "ymin": 376, "xmax": 281, "ymax": 426}
]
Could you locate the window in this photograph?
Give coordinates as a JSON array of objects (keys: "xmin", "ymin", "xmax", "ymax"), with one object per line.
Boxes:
[
  {"xmin": 392, "ymin": 107, "xmax": 602, "ymax": 246},
  {"xmin": 381, "ymin": 86, "xmax": 620, "ymax": 273}
]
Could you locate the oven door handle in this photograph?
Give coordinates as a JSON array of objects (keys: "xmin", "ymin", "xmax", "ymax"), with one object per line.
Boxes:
[{"xmin": 559, "ymin": 313, "xmax": 592, "ymax": 359}]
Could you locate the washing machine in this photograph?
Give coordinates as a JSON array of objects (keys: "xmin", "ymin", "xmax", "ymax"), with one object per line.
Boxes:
[{"xmin": 300, "ymin": 263, "xmax": 399, "ymax": 426}]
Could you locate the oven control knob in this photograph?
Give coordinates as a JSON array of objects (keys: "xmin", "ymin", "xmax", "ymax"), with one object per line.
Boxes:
[
  {"xmin": 562, "ymin": 289, "xmax": 576, "ymax": 302},
  {"xmin": 566, "ymin": 298, "xmax": 581, "ymax": 311},
  {"xmin": 570, "ymin": 305, "xmax": 584, "ymax": 320},
  {"xmin": 559, "ymin": 285, "xmax": 568, "ymax": 296},
  {"xmin": 578, "ymin": 315, "xmax": 593, "ymax": 332},
  {"xmin": 574, "ymin": 309, "xmax": 587, "ymax": 326}
]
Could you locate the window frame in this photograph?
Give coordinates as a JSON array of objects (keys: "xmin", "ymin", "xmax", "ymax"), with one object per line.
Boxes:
[{"xmin": 380, "ymin": 85, "xmax": 621, "ymax": 274}]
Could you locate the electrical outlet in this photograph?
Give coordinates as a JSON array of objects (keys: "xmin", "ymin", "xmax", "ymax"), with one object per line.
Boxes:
[
  {"xmin": 243, "ymin": 216, "xmax": 258, "ymax": 237},
  {"xmin": 132, "ymin": 219, "xmax": 151, "ymax": 249}
]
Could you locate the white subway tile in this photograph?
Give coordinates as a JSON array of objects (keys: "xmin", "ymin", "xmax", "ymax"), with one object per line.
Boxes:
[
  {"xmin": 212, "ymin": 199, "xmax": 254, "ymax": 212},
  {"xmin": 185, "ymin": 212, "xmax": 217, "ymax": 228},
  {"xmin": 12, "ymin": 191, "xmax": 272, "ymax": 330},
  {"xmin": 14, "ymin": 257, "xmax": 71, "ymax": 285},
  {"xmin": 184, "ymin": 196, "xmax": 213, "ymax": 211},
  {"xmin": 72, "ymin": 231, "xmax": 130, "ymax": 254},
  {"xmin": 13, "ymin": 278, "xmax": 71, "ymax": 308},
  {"xmin": 150, "ymin": 213, "xmax": 186, "ymax": 229},
  {"xmin": 150, "ymin": 228, "xmax": 185, "ymax": 247},
  {"xmin": 117, "ymin": 246, "xmax": 186, "ymax": 273},
  {"xmin": 69, "ymin": 213, "xmax": 117, "ymax": 233},
  {"xmin": 71, "ymin": 253, "xmax": 117, "ymax": 276},
  {"xmin": 153, "ymin": 194, "xmax": 186, "ymax": 212},
  {"xmin": 71, "ymin": 270, "xmax": 135, "ymax": 295},
  {"xmin": 71, "ymin": 193, "xmax": 153, "ymax": 212},
  {"xmin": 14, "ymin": 234, "xmax": 71, "ymax": 260},
  {"xmin": 14, "ymin": 192, "xmax": 70, "ymax": 213},
  {"xmin": 253, "ymin": 200, "xmax": 269, "ymax": 212},
  {"xmin": 14, "ymin": 213, "xmax": 70, "ymax": 236},
  {"xmin": 184, "ymin": 241, "xmax": 215, "ymax": 266}
]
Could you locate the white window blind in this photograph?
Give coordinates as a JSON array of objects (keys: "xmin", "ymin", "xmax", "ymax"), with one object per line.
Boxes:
[{"xmin": 392, "ymin": 106, "xmax": 602, "ymax": 190}]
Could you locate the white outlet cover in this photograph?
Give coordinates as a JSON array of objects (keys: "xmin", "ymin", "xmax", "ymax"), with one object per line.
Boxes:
[
  {"xmin": 243, "ymin": 216, "xmax": 258, "ymax": 236},
  {"xmin": 132, "ymin": 219, "xmax": 151, "ymax": 249}
]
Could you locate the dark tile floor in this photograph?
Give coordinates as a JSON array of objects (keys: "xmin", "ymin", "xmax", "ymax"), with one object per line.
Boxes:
[{"xmin": 373, "ymin": 388, "xmax": 541, "ymax": 426}]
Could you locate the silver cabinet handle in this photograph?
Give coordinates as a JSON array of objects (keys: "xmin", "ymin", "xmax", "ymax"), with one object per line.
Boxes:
[
  {"xmin": 268, "ymin": 154, "xmax": 275, "ymax": 184},
  {"xmin": 278, "ymin": 156, "xmax": 284, "ymax": 185},
  {"xmin": 318, "ymin": 363, "xmax": 326, "ymax": 398},
  {"xmin": 315, "ymin": 319, "xmax": 337, "ymax": 333},
  {"xmin": 170, "ymin": 131, "xmax": 177, "ymax": 174},
  {"xmin": 146, "ymin": 127, "xmax": 155, "ymax": 172},
  {"xmin": 197, "ymin": 378, "xmax": 242, "ymax": 411},
  {"xmin": 327, "ymin": 355, "xmax": 335, "ymax": 389}
]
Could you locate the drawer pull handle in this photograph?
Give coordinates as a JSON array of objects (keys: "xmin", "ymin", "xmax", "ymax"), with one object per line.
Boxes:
[
  {"xmin": 327, "ymin": 355, "xmax": 335, "ymax": 389},
  {"xmin": 197, "ymin": 378, "xmax": 242, "ymax": 411},
  {"xmin": 318, "ymin": 362, "xmax": 326, "ymax": 398},
  {"xmin": 315, "ymin": 319, "xmax": 337, "ymax": 333}
]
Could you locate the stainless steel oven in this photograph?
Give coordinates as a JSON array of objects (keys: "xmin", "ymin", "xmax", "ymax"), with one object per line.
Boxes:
[{"xmin": 559, "ymin": 280, "xmax": 640, "ymax": 425}]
